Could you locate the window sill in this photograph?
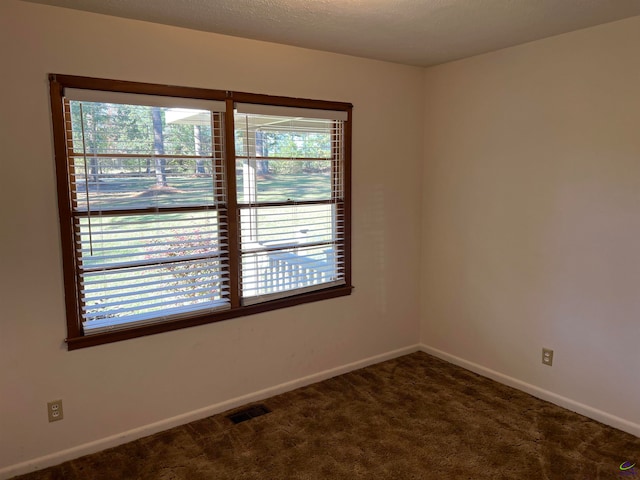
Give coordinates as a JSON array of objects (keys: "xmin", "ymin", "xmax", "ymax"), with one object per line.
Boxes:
[{"xmin": 65, "ymin": 284, "xmax": 354, "ymax": 350}]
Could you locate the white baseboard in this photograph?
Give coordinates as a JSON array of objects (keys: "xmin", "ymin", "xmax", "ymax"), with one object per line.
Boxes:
[
  {"xmin": 419, "ymin": 344, "xmax": 640, "ymax": 438},
  {"xmin": 0, "ymin": 344, "xmax": 419, "ymax": 480}
]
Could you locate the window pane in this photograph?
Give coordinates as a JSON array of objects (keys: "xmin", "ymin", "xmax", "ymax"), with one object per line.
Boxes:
[
  {"xmin": 235, "ymin": 111, "xmax": 346, "ymax": 304},
  {"xmin": 234, "ymin": 114, "xmax": 333, "ymax": 159},
  {"xmin": 241, "ymin": 244, "xmax": 343, "ymax": 301},
  {"xmin": 235, "ymin": 159, "xmax": 332, "ymax": 203},
  {"xmin": 71, "ymin": 158, "xmax": 223, "ymax": 211},
  {"xmin": 69, "ymin": 101, "xmax": 221, "ymax": 211},
  {"xmin": 82, "ymin": 258, "xmax": 228, "ymax": 330},
  {"xmin": 240, "ymin": 204, "xmax": 337, "ymax": 247},
  {"xmin": 78, "ymin": 211, "xmax": 225, "ymax": 270},
  {"xmin": 239, "ymin": 204, "xmax": 345, "ymax": 302},
  {"xmin": 70, "ymin": 102, "xmax": 214, "ymax": 156},
  {"xmin": 78, "ymin": 211, "xmax": 229, "ymax": 331},
  {"xmin": 234, "ymin": 113, "xmax": 337, "ymax": 204}
]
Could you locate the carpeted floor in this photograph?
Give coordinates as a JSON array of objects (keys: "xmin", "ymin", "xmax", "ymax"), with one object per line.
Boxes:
[{"xmin": 13, "ymin": 352, "xmax": 640, "ymax": 479}]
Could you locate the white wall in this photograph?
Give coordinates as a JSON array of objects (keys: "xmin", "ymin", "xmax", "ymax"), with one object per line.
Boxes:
[
  {"xmin": 0, "ymin": 1, "xmax": 424, "ymax": 474},
  {"xmin": 421, "ymin": 16, "xmax": 640, "ymax": 434},
  {"xmin": 3, "ymin": 0, "xmax": 639, "ymax": 476}
]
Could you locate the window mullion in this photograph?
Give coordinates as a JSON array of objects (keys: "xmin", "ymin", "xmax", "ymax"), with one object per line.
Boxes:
[
  {"xmin": 223, "ymin": 98, "xmax": 241, "ymax": 308},
  {"xmin": 212, "ymin": 111, "xmax": 233, "ymax": 308}
]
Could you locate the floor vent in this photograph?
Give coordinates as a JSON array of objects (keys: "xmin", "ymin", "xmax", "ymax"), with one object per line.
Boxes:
[{"xmin": 227, "ymin": 404, "xmax": 272, "ymax": 424}]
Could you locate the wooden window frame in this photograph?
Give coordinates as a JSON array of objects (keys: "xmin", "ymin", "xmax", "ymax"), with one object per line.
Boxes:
[{"xmin": 49, "ymin": 74, "xmax": 353, "ymax": 350}]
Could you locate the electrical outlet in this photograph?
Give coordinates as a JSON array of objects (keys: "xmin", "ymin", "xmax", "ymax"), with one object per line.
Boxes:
[
  {"xmin": 47, "ymin": 400, "xmax": 63, "ymax": 422},
  {"xmin": 542, "ymin": 348, "xmax": 554, "ymax": 366}
]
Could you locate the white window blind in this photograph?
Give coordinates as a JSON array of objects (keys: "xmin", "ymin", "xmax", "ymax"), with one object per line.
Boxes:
[
  {"xmin": 234, "ymin": 107, "xmax": 346, "ymax": 305},
  {"xmin": 65, "ymin": 92, "xmax": 229, "ymax": 334}
]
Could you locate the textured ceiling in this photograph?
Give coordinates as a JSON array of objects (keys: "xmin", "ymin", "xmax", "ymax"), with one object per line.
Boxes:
[{"xmin": 22, "ymin": 0, "xmax": 640, "ymax": 66}]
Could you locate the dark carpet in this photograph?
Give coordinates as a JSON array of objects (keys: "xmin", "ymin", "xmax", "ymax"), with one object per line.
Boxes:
[{"xmin": 13, "ymin": 352, "xmax": 640, "ymax": 479}]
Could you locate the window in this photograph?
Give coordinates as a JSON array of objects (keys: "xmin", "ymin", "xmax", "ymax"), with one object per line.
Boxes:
[{"xmin": 49, "ymin": 75, "xmax": 352, "ymax": 349}]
